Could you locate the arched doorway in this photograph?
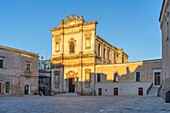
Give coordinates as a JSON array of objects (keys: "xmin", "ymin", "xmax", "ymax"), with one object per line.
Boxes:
[
  {"xmin": 25, "ymin": 85, "xmax": 29, "ymax": 95},
  {"xmin": 66, "ymin": 71, "xmax": 78, "ymax": 93}
]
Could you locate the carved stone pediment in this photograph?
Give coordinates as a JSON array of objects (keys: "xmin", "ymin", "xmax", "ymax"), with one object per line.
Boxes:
[
  {"xmin": 84, "ymin": 30, "xmax": 92, "ymax": 37},
  {"xmin": 66, "ymin": 70, "xmax": 78, "ymax": 78},
  {"xmin": 58, "ymin": 14, "xmax": 85, "ymax": 28}
]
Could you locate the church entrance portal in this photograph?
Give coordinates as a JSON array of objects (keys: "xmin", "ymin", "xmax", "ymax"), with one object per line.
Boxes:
[
  {"xmin": 69, "ymin": 78, "xmax": 75, "ymax": 93},
  {"xmin": 66, "ymin": 71, "xmax": 78, "ymax": 93}
]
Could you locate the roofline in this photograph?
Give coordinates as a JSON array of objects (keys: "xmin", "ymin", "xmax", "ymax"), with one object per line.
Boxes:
[
  {"xmin": 159, "ymin": 0, "xmax": 165, "ymax": 22},
  {"xmin": 50, "ymin": 20, "xmax": 98, "ymax": 31},
  {"xmin": 96, "ymin": 35, "xmax": 118, "ymax": 50},
  {"xmin": 96, "ymin": 59, "xmax": 162, "ymax": 66},
  {"xmin": 39, "ymin": 60, "xmax": 51, "ymax": 61},
  {"xmin": 0, "ymin": 45, "xmax": 39, "ymax": 58},
  {"xmin": 96, "ymin": 35, "xmax": 128, "ymax": 57},
  {"xmin": 143, "ymin": 58, "xmax": 162, "ymax": 62},
  {"xmin": 123, "ymin": 51, "xmax": 129, "ymax": 57}
]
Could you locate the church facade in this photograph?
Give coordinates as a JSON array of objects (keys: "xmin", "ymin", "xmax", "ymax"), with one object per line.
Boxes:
[{"xmin": 51, "ymin": 15, "xmax": 162, "ymax": 96}]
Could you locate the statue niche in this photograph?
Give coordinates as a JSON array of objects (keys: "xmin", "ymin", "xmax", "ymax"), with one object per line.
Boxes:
[
  {"xmin": 55, "ymin": 36, "xmax": 61, "ymax": 53},
  {"xmin": 54, "ymin": 70, "xmax": 60, "ymax": 88},
  {"xmin": 84, "ymin": 30, "xmax": 92, "ymax": 50},
  {"xmin": 84, "ymin": 68, "xmax": 91, "ymax": 82}
]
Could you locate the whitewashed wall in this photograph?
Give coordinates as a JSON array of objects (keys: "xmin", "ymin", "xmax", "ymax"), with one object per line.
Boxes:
[{"xmin": 95, "ymin": 82, "xmax": 151, "ymax": 96}]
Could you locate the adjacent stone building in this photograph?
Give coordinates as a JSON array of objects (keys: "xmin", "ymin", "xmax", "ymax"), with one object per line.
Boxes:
[
  {"xmin": 159, "ymin": 0, "xmax": 170, "ymax": 98},
  {"xmin": 50, "ymin": 15, "xmax": 162, "ymax": 96},
  {"xmin": 0, "ymin": 45, "xmax": 39, "ymax": 96},
  {"xmin": 95, "ymin": 59, "xmax": 161, "ymax": 96}
]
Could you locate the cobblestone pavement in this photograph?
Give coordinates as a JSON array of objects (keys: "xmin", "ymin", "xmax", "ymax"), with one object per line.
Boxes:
[{"xmin": 0, "ymin": 95, "xmax": 170, "ymax": 113}]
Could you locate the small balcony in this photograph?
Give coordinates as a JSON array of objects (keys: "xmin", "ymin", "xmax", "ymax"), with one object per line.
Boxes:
[{"xmin": 25, "ymin": 70, "xmax": 32, "ymax": 76}]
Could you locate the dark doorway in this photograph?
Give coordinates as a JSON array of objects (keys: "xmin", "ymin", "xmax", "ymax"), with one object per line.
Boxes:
[
  {"xmin": 155, "ymin": 72, "xmax": 160, "ymax": 85},
  {"xmin": 0, "ymin": 83, "xmax": 1, "ymax": 94},
  {"xmin": 114, "ymin": 88, "xmax": 118, "ymax": 95},
  {"xmin": 25, "ymin": 85, "xmax": 29, "ymax": 95},
  {"xmin": 69, "ymin": 78, "xmax": 75, "ymax": 93},
  {"xmin": 138, "ymin": 87, "xmax": 143, "ymax": 96},
  {"xmin": 98, "ymin": 88, "xmax": 102, "ymax": 96}
]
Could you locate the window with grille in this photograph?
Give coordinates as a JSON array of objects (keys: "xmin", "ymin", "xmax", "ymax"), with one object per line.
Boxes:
[
  {"xmin": 70, "ymin": 42, "xmax": 75, "ymax": 53},
  {"xmin": 6, "ymin": 82, "xmax": 10, "ymax": 93}
]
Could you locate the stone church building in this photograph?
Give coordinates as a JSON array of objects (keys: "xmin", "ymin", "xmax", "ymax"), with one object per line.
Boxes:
[{"xmin": 50, "ymin": 15, "xmax": 162, "ymax": 96}]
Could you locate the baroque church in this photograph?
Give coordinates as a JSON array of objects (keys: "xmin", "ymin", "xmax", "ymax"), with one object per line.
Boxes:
[{"xmin": 50, "ymin": 15, "xmax": 161, "ymax": 96}]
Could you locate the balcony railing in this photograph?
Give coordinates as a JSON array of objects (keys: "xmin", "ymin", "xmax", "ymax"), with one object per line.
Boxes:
[
  {"xmin": 25, "ymin": 70, "xmax": 32, "ymax": 76},
  {"xmin": 147, "ymin": 82, "xmax": 153, "ymax": 95}
]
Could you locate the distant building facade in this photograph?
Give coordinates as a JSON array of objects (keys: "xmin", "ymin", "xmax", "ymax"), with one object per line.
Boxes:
[
  {"xmin": 159, "ymin": 0, "xmax": 170, "ymax": 98},
  {"xmin": 0, "ymin": 45, "xmax": 39, "ymax": 96},
  {"xmin": 50, "ymin": 15, "xmax": 162, "ymax": 96},
  {"xmin": 38, "ymin": 60, "xmax": 64, "ymax": 95},
  {"xmin": 38, "ymin": 60, "xmax": 51, "ymax": 95}
]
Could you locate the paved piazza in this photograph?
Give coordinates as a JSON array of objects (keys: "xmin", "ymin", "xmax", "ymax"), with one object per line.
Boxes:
[{"xmin": 0, "ymin": 96, "xmax": 170, "ymax": 113}]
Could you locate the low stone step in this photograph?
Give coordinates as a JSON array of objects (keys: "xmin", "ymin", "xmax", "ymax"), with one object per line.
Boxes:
[
  {"xmin": 55, "ymin": 93, "xmax": 78, "ymax": 97},
  {"xmin": 148, "ymin": 87, "xmax": 159, "ymax": 96}
]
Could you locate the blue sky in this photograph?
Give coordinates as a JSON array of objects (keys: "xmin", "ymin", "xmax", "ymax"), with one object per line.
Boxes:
[{"xmin": 0, "ymin": 0, "xmax": 163, "ymax": 61}]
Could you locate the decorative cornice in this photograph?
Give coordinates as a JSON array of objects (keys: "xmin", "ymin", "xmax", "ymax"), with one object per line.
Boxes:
[
  {"xmin": 0, "ymin": 45, "xmax": 39, "ymax": 58},
  {"xmin": 160, "ymin": 0, "xmax": 170, "ymax": 27},
  {"xmin": 64, "ymin": 63, "xmax": 95, "ymax": 67},
  {"xmin": 51, "ymin": 54, "xmax": 96, "ymax": 61}
]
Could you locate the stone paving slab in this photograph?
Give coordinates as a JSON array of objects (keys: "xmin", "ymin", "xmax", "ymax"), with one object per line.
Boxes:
[{"xmin": 0, "ymin": 96, "xmax": 169, "ymax": 113}]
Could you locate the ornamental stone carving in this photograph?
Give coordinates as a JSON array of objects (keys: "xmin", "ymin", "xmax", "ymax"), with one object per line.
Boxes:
[
  {"xmin": 54, "ymin": 70, "xmax": 60, "ymax": 89},
  {"xmin": 84, "ymin": 68, "xmax": 91, "ymax": 82},
  {"xmin": 58, "ymin": 14, "xmax": 85, "ymax": 28},
  {"xmin": 85, "ymin": 83, "xmax": 90, "ymax": 88},
  {"xmin": 55, "ymin": 35, "xmax": 61, "ymax": 53},
  {"xmin": 84, "ymin": 30, "xmax": 92, "ymax": 50},
  {"xmin": 66, "ymin": 71, "xmax": 78, "ymax": 82}
]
